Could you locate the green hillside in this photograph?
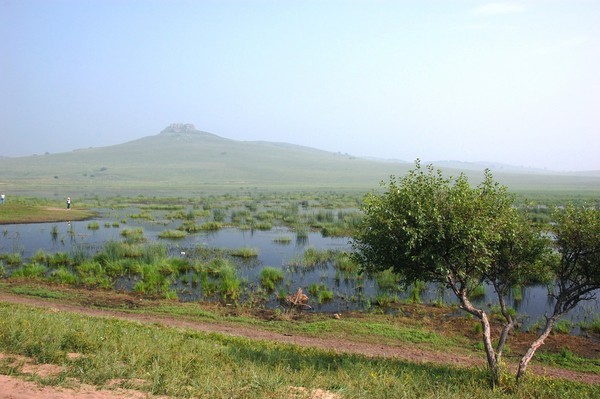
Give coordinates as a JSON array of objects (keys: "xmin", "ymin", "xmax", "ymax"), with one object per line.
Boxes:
[{"xmin": 1, "ymin": 124, "xmax": 599, "ymax": 197}]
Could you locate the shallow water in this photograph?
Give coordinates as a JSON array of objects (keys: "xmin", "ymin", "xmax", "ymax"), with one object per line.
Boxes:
[{"xmin": 1, "ymin": 215, "xmax": 598, "ymax": 331}]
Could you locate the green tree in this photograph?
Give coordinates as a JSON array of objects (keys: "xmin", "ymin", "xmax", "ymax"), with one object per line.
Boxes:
[
  {"xmin": 516, "ymin": 204, "xmax": 600, "ymax": 380},
  {"xmin": 353, "ymin": 161, "xmax": 548, "ymax": 385}
]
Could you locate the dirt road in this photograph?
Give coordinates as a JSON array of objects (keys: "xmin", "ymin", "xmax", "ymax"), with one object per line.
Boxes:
[{"xmin": 0, "ymin": 291, "xmax": 597, "ymax": 399}]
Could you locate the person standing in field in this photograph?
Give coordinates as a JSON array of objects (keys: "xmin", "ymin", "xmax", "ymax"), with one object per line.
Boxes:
[
  {"xmin": 67, "ymin": 197, "xmax": 71, "ymax": 209},
  {"xmin": 0, "ymin": 194, "xmax": 4, "ymax": 204}
]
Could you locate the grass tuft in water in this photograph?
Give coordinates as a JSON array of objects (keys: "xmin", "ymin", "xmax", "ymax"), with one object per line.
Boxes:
[
  {"xmin": 259, "ymin": 267, "xmax": 284, "ymax": 292},
  {"xmin": 230, "ymin": 247, "xmax": 259, "ymax": 258}
]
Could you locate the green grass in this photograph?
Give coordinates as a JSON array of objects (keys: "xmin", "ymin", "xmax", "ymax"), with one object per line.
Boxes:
[
  {"xmin": 259, "ymin": 267, "xmax": 284, "ymax": 292},
  {"xmin": 120, "ymin": 228, "xmax": 145, "ymax": 243},
  {"xmin": 158, "ymin": 229, "xmax": 187, "ymax": 239},
  {"xmin": 230, "ymin": 247, "xmax": 259, "ymax": 258},
  {"xmin": 579, "ymin": 317, "xmax": 600, "ymax": 334},
  {"xmin": 535, "ymin": 348, "xmax": 600, "ymax": 373},
  {"xmin": 553, "ymin": 320, "xmax": 574, "ymax": 335},
  {"xmin": 87, "ymin": 221, "xmax": 100, "ymax": 230},
  {"xmin": 0, "ymin": 302, "xmax": 596, "ymax": 398},
  {"xmin": 0, "ymin": 252, "xmax": 23, "ymax": 267},
  {"xmin": 9, "ymin": 285, "xmax": 69, "ymax": 299},
  {"xmin": 11, "ymin": 262, "xmax": 47, "ymax": 279},
  {"xmin": 332, "ymin": 252, "xmax": 360, "ymax": 275},
  {"xmin": 470, "ymin": 284, "xmax": 487, "ymax": 299},
  {"xmin": 308, "ymin": 283, "xmax": 334, "ymax": 303},
  {"xmin": 407, "ymin": 281, "xmax": 427, "ymax": 304},
  {"xmin": 375, "ymin": 292, "xmax": 400, "ymax": 307},
  {"xmin": 289, "ymin": 248, "xmax": 333, "ymax": 268},
  {"xmin": 216, "ymin": 263, "xmax": 242, "ymax": 300},
  {"xmin": 199, "ymin": 221, "xmax": 223, "ymax": 231},
  {"xmin": 0, "ymin": 202, "xmax": 96, "ymax": 224},
  {"xmin": 1, "ymin": 128, "xmax": 600, "ymax": 197},
  {"xmin": 273, "ymin": 235, "xmax": 292, "ymax": 244},
  {"xmin": 375, "ymin": 268, "xmax": 400, "ymax": 291}
]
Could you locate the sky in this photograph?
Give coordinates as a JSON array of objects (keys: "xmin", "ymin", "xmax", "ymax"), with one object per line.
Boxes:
[{"xmin": 1, "ymin": 0, "xmax": 599, "ymax": 171}]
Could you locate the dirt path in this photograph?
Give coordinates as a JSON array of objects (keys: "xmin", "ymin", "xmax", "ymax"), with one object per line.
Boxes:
[{"xmin": 0, "ymin": 291, "xmax": 598, "ymax": 399}]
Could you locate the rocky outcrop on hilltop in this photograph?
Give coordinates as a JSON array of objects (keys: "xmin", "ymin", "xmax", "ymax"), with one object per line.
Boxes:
[{"xmin": 160, "ymin": 123, "xmax": 197, "ymax": 134}]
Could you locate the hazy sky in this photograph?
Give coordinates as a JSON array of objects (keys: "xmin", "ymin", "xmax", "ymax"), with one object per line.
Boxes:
[{"xmin": 2, "ymin": 1, "xmax": 599, "ymax": 171}]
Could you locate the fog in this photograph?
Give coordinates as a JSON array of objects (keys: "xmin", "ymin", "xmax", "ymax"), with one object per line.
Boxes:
[{"xmin": 2, "ymin": 1, "xmax": 599, "ymax": 171}]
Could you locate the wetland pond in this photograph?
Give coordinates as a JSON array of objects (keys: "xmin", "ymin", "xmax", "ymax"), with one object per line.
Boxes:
[{"xmin": 1, "ymin": 208, "xmax": 598, "ymax": 334}]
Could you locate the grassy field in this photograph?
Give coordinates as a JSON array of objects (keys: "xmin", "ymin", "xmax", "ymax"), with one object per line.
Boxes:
[
  {"xmin": 1, "ymin": 128, "xmax": 599, "ymax": 197},
  {"xmin": 0, "ymin": 202, "xmax": 96, "ymax": 224},
  {"xmin": 0, "ymin": 287, "xmax": 598, "ymax": 399}
]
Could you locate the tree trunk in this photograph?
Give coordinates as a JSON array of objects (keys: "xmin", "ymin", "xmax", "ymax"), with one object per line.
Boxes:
[
  {"xmin": 495, "ymin": 288, "xmax": 514, "ymax": 358},
  {"xmin": 516, "ymin": 316, "xmax": 557, "ymax": 381},
  {"xmin": 457, "ymin": 288, "xmax": 501, "ymax": 385},
  {"xmin": 479, "ymin": 312, "xmax": 501, "ymax": 386}
]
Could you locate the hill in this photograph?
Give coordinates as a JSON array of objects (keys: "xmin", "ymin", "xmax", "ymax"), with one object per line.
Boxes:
[{"xmin": 1, "ymin": 124, "xmax": 599, "ymax": 197}]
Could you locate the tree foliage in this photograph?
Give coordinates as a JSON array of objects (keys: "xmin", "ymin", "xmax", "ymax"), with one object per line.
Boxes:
[
  {"xmin": 353, "ymin": 161, "xmax": 600, "ymax": 385},
  {"xmin": 516, "ymin": 204, "xmax": 600, "ymax": 379}
]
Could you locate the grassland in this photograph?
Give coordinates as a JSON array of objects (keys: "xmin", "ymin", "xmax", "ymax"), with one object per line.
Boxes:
[
  {"xmin": 0, "ymin": 284, "xmax": 598, "ymax": 398},
  {"xmin": 0, "ymin": 200, "xmax": 96, "ymax": 224},
  {"xmin": 0, "ymin": 128, "xmax": 599, "ymax": 197}
]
